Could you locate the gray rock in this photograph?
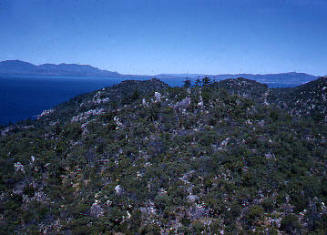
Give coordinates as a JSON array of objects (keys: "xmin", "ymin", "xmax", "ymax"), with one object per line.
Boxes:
[
  {"xmin": 154, "ymin": 92, "xmax": 161, "ymax": 102},
  {"xmin": 220, "ymin": 137, "xmax": 230, "ymax": 147},
  {"xmin": 33, "ymin": 191, "xmax": 48, "ymax": 202},
  {"xmin": 174, "ymin": 97, "xmax": 191, "ymax": 110},
  {"xmin": 265, "ymin": 153, "xmax": 275, "ymax": 160},
  {"xmin": 187, "ymin": 204, "xmax": 209, "ymax": 219},
  {"xmin": 186, "ymin": 194, "xmax": 199, "ymax": 203},
  {"xmin": 90, "ymin": 203, "xmax": 104, "ymax": 218},
  {"xmin": 140, "ymin": 204, "xmax": 156, "ymax": 216},
  {"xmin": 14, "ymin": 162, "xmax": 25, "ymax": 173},
  {"xmin": 115, "ymin": 185, "xmax": 123, "ymax": 195},
  {"xmin": 258, "ymin": 120, "xmax": 265, "ymax": 127}
]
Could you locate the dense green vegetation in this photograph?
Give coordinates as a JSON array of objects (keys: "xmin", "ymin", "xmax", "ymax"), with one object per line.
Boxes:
[
  {"xmin": 270, "ymin": 77, "xmax": 327, "ymax": 122},
  {"xmin": 0, "ymin": 77, "xmax": 326, "ymax": 234}
]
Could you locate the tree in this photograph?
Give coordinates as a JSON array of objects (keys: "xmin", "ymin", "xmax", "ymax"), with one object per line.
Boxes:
[
  {"xmin": 195, "ymin": 79, "xmax": 202, "ymax": 87},
  {"xmin": 183, "ymin": 79, "xmax": 191, "ymax": 88},
  {"xmin": 202, "ymin": 76, "xmax": 211, "ymax": 86},
  {"xmin": 280, "ymin": 215, "xmax": 302, "ymax": 233},
  {"xmin": 131, "ymin": 89, "xmax": 140, "ymax": 101}
]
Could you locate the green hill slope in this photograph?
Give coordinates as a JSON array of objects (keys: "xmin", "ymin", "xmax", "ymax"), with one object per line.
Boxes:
[{"xmin": 0, "ymin": 78, "xmax": 327, "ymax": 234}]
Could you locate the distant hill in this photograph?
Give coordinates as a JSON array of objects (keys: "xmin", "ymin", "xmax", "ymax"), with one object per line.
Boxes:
[
  {"xmin": 0, "ymin": 60, "xmax": 120, "ymax": 77},
  {"xmin": 212, "ymin": 72, "xmax": 317, "ymax": 85},
  {"xmin": 269, "ymin": 76, "xmax": 327, "ymax": 121},
  {"xmin": 0, "ymin": 60, "xmax": 318, "ymax": 86},
  {"xmin": 0, "ymin": 60, "xmax": 39, "ymax": 73},
  {"xmin": 157, "ymin": 72, "xmax": 317, "ymax": 85}
]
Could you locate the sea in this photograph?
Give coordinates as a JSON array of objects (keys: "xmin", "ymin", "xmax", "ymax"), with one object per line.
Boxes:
[{"xmin": 0, "ymin": 75, "xmax": 296, "ymax": 125}]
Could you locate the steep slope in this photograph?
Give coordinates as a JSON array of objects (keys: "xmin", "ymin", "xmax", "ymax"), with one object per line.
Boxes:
[{"xmin": 0, "ymin": 78, "xmax": 327, "ymax": 234}]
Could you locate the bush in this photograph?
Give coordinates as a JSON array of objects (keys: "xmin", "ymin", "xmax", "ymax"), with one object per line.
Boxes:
[
  {"xmin": 280, "ymin": 214, "xmax": 302, "ymax": 233},
  {"xmin": 244, "ymin": 205, "xmax": 264, "ymax": 226},
  {"xmin": 262, "ymin": 198, "xmax": 274, "ymax": 212}
]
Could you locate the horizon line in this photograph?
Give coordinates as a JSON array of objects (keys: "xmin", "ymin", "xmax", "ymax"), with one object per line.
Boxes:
[{"xmin": 0, "ymin": 59, "xmax": 323, "ymax": 77}]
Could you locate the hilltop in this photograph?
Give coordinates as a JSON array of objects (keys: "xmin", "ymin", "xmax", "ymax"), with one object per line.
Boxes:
[
  {"xmin": 0, "ymin": 77, "xmax": 327, "ymax": 234},
  {"xmin": 156, "ymin": 72, "xmax": 317, "ymax": 86}
]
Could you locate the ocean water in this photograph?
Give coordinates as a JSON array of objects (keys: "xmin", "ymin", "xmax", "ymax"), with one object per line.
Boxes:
[{"xmin": 0, "ymin": 76, "xmax": 124, "ymax": 125}]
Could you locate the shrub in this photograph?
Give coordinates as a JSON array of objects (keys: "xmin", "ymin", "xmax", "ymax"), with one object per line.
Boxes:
[
  {"xmin": 280, "ymin": 214, "xmax": 302, "ymax": 233},
  {"xmin": 244, "ymin": 205, "xmax": 264, "ymax": 226}
]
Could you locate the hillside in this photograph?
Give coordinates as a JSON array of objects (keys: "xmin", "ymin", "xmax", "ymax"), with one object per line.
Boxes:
[
  {"xmin": 0, "ymin": 78, "xmax": 327, "ymax": 234},
  {"xmin": 212, "ymin": 78, "xmax": 269, "ymax": 104},
  {"xmin": 269, "ymin": 77, "xmax": 327, "ymax": 121}
]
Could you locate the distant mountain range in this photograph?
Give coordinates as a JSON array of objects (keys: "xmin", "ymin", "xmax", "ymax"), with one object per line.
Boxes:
[
  {"xmin": 0, "ymin": 60, "xmax": 120, "ymax": 77},
  {"xmin": 0, "ymin": 60, "xmax": 319, "ymax": 85}
]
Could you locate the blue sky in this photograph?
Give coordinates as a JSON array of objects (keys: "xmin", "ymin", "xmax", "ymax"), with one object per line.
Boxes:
[{"xmin": 0, "ymin": 0, "xmax": 326, "ymax": 75}]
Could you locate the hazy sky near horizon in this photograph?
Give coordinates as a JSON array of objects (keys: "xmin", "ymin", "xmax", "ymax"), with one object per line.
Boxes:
[{"xmin": 0, "ymin": 0, "xmax": 326, "ymax": 75}]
